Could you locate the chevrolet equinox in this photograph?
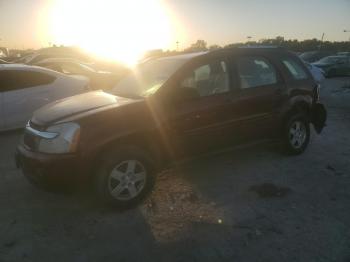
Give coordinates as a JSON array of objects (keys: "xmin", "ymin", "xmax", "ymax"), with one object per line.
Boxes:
[{"xmin": 16, "ymin": 47, "xmax": 327, "ymax": 207}]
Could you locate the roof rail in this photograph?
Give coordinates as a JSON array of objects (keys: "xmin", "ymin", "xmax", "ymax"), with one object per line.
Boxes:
[
  {"xmin": 237, "ymin": 45, "xmax": 283, "ymax": 49},
  {"xmin": 208, "ymin": 45, "xmax": 286, "ymax": 54}
]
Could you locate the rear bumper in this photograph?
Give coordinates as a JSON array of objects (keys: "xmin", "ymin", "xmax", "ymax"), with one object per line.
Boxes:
[
  {"xmin": 15, "ymin": 145, "xmax": 84, "ymax": 187},
  {"xmin": 311, "ymin": 102, "xmax": 327, "ymax": 134}
]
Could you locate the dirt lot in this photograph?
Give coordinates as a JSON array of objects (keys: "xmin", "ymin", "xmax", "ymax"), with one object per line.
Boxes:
[{"xmin": 1, "ymin": 78, "xmax": 350, "ymax": 262}]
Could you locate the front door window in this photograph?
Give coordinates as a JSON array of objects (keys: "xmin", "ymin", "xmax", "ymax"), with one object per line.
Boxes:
[{"xmin": 180, "ymin": 60, "xmax": 230, "ymax": 98}]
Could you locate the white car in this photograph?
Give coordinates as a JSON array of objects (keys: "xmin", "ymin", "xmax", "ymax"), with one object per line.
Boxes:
[{"xmin": 0, "ymin": 64, "xmax": 90, "ymax": 131}]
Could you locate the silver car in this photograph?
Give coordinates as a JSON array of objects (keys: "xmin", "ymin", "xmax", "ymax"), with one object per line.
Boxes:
[{"xmin": 0, "ymin": 64, "xmax": 90, "ymax": 131}]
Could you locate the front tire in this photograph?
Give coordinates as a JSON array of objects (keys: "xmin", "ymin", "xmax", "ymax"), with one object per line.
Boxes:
[
  {"xmin": 95, "ymin": 146, "xmax": 156, "ymax": 208},
  {"xmin": 283, "ymin": 114, "xmax": 310, "ymax": 155}
]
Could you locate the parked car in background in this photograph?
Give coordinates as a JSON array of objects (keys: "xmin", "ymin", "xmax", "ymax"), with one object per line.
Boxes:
[
  {"xmin": 312, "ymin": 55, "xmax": 350, "ymax": 77},
  {"xmin": 337, "ymin": 52, "xmax": 350, "ymax": 56},
  {"xmin": 0, "ymin": 58, "xmax": 10, "ymax": 64},
  {"xmin": 35, "ymin": 58, "xmax": 121, "ymax": 90},
  {"xmin": 304, "ymin": 62, "xmax": 325, "ymax": 83},
  {"xmin": 13, "ymin": 46, "xmax": 92, "ymax": 65},
  {"xmin": 299, "ymin": 51, "xmax": 334, "ymax": 63},
  {"xmin": 89, "ymin": 59, "xmax": 129, "ymax": 76},
  {"xmin": 0, "ymin": 64, "xmax": 90, "ymax": 131},
  {"xmin": 0, "ymin": 47, "xmax": 9, "ymax": 57},
  {"xmin": 16, "ymin": 48, "xmax": 327, "ymax": 207},
  {"xmin": 14, "ymin": 53, "xmax": 59, "ymax": 65}
]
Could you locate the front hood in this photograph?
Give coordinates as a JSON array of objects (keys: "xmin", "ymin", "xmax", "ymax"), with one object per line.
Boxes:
[{"xmin": 32, "ymin": 91, "xmax": 134, "ymax": 126}]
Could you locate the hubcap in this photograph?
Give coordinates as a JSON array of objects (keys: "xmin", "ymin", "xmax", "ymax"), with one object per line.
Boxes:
[
  {"xmin": 108, "ymin": 160, "xmax": 146, "ymax": 201},
  {"xmin": 289, "ymin": 121, "xmax": 307, "ymax": 149}
]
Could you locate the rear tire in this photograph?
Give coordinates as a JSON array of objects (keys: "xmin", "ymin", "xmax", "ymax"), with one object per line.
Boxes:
[
  {"xmin": 95, "ymin": 146, "xmax": 156, "ymax": 208},
  {"xmin": 283, "ymin": 114, "xmax": 310, "ymax": 155}
]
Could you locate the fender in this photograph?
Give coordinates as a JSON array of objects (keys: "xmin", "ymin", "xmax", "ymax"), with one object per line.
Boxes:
[
  {"xmin": 279, "ymin": 94, "xmax": 313, "ymax": 120},
  {"xmin": 278, "ymin": 94, "xmax": 326, "ymax": 134},
  {"xmin": 82, "ymin": 116, "xmax": 169, "ymax": 173}
]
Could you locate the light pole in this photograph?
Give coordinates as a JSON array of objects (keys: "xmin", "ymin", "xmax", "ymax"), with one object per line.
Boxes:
[{"xmin": 319, "ymin": 33, "xmax": 325, "ymax": 50}]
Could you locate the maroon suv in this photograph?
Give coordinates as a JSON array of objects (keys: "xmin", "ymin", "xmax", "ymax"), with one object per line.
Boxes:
[{"xmin": 16, "ymin": 47, "xmax": 327, "ymax": 207}]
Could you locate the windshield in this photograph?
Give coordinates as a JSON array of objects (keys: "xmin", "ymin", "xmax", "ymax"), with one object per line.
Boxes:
[
  {"xmin": 317, "ymin": 56, "xmax": 346, "ymax": 64},
  {"xmin": 108, "ymin": 57, "xmax": 188, "ymax": 98}
]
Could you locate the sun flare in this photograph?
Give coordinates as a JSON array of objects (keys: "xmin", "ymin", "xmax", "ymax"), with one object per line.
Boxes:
[{"xmin": 48, "ymin": 0, "xmax": 174, "ymax": 65}]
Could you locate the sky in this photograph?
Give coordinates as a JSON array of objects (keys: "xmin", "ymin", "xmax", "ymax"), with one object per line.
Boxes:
[
  {"xmin": 0, "ymin": 0, "xmax": 349, "ymax": 61},
  {"xmin": 168, "ymin": 0, "xmax": 350, "ymax": 47}
]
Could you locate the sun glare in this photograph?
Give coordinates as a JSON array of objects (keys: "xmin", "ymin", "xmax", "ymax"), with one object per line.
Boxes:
[{"xmin": 48, "ymin": 0, "xmax": 174, "ymax": 65}]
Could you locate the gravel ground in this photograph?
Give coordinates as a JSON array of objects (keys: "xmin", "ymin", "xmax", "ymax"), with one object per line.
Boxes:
[{"xmin": 0, "ymin": 78, "xmax": 350, "ymax": 262}]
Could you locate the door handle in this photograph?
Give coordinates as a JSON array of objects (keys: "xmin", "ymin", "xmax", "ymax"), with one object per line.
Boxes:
[
  {"xmin": 275, "ymin": 88, "xmax": 283, "ymax": 95},
  {"xmin": 225, "ymin": 97, "xmax": 237, "ymax": 103},
  {"xmin": 185, "ymin": 114, "xmax": 200, "ymax": 121}
]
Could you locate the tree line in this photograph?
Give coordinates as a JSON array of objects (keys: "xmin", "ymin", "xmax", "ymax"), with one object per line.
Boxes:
[{"xmin": 176, "ymin": 36, "xmax": 350, "ymax": 53}]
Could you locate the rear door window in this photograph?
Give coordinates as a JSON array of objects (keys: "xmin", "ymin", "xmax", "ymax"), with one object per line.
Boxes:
[
  {"xmin": 236, "ymin": 56, "xmax": 278, "ymax": 89},
  {"xmin": 282, "ymin": 58, "xmax": 308, "ymax": 80}
]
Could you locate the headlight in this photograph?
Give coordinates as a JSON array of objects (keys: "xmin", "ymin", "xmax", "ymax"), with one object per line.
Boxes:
[{"xmin": 36, "ymin": 123, "xmax": 80, "ymax": 154}]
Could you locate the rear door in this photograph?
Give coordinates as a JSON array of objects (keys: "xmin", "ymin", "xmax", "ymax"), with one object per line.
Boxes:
[
  {"xmin": 2, "ymin": 70, "xmax": 56, "ymax": 129},
  {"xmin": 165, "ymin": 55, "xmax": 241, "ymax": 156},
  {"xmin": 233, "ymin": 55, "xmax": 286, "ymax": 140}
]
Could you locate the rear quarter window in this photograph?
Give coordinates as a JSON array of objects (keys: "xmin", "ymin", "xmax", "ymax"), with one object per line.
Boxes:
[{"xmin": 282, "ymin": 58, "xmax": 308, "ymax": 80}]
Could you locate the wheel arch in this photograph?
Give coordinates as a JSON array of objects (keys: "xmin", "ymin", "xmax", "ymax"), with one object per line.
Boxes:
[
  {"xmin": 282, "ymin": 96, "xmax": 313, "ymax": 122},
  {"xmin": 89, "ymin": 132, "xmax": 164, "ymax": 178}
]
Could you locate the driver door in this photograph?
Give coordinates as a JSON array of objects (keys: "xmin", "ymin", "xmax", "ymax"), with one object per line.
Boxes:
[{"xmin": 166, "ymin": 56, "xmax": 241, "ymax": 157}]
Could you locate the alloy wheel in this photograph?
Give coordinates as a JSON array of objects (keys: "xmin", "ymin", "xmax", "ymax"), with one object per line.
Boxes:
[
  {"xmin": 289, "ymin": 120, "xmax": 307, "ymax": 149},
  {"xmin": 108, "ymin": 160, "xmax": 147, "ymax": 201}
]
